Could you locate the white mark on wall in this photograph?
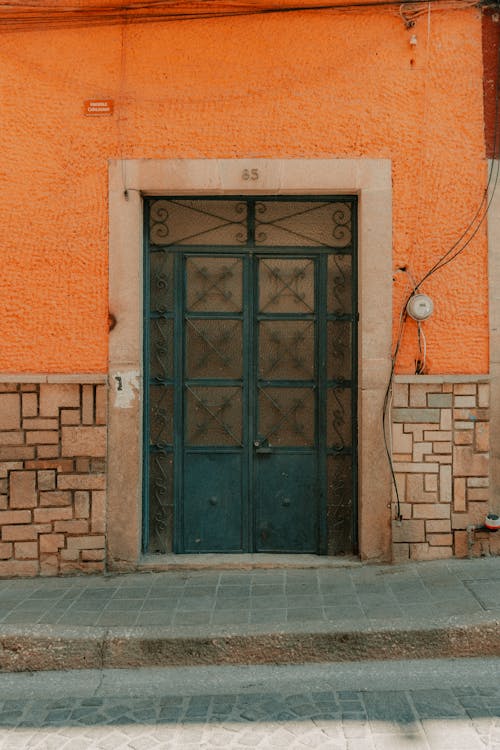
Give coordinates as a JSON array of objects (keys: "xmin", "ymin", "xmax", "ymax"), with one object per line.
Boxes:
[{"xmin": 113, "ymin": 371, "xmax": 140, "ymax": 408}]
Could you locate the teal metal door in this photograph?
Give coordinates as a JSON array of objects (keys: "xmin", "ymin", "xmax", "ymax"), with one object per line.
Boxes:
[{"xmin": 144, "ymin": 198, "xmax": 357, "ymax": 555}]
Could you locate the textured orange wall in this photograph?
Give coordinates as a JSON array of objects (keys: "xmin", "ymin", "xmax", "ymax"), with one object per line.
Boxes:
[{"xmin": 0, "ymin": 6, "xmax": 488, "ymax": 373}]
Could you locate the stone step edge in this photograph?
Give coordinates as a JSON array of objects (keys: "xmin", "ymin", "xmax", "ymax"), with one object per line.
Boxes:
[{"xmin": 1, "ymin": 622, "xmax": 500, "ymax": 672}]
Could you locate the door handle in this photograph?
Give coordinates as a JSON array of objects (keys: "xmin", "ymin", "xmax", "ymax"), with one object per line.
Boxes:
[{"xmin": 254, "ymin": 439, "xmax": 272, "ymax": 454}]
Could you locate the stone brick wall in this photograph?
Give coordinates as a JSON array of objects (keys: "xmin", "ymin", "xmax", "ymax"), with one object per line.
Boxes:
[
  {"xmin": 391, "ymin": 377, "xmax": 498, "ymax": 561},
  {"xmin": 0, "ymin": 379, "xmax": 107, "ymax": 576}
]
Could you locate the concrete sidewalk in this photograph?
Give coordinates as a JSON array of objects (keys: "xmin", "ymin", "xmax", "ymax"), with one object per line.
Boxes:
[{"xmin": 0, "ymin": 557, "xmax": 500, "ymax": 672}]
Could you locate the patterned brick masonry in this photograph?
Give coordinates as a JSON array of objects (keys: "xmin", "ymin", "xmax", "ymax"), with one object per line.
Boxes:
[
  {"xmin": 0, "ymin": 381, "xmax": 107, "ymax": 577},
  {"xmin": 391, "ymin": 378, "xmax": 499, "ymax": 561}
]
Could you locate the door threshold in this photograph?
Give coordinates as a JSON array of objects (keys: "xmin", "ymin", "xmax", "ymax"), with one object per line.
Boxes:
[{"xmin": 138, "ymin": 553, "xmax": 361, "ymax": 572}]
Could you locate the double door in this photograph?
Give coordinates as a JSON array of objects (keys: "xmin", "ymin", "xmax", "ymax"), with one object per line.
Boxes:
[{"xmin": 145, "ymin": 197, "xmax": 357, "ymax": 555}]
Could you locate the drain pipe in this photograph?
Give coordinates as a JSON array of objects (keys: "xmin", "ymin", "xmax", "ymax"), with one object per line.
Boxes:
[{"xmin": 466, "ymin": 525, "xmax": 482, "ymax": 558}]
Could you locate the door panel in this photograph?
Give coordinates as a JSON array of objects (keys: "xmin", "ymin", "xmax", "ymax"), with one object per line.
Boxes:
[
  {"xmin": 256, "ymin": 453, "xmax": 317, "ymax": 552},
  {"xmin": 186, "ymin": 386, "xmax": 243, "ymax": 446},
  {"xmin": 185, "ymin": 256, "xmax": 243, "ymax": 312},
  {"xmin": 258, "ymin": 257, "xmax": 315, "ymax": 312},
  {"xmin": 183, "ymin": 453, "xmax": 243, "ymax": 552},
  {"xmin": 186, "ymin": 319, "xmax": 243, "ymax": 379},
  {"xmin": 257, "ymin": 387, "xmax": 315, "ymax": 447},
  {"xmin": 259, "ymin": 321, "xmax": 315, "ymax": 380}
]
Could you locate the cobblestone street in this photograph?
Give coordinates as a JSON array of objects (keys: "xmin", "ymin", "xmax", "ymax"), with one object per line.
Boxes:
[{"xmin": 1, "ymin": 660, "xmax": 500, "ymax": 749}]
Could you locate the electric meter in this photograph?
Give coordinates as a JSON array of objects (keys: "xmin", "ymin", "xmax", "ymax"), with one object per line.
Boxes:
[{"xmin": 406, "ymin": 293, "xmax": 434, "ymax": 321}]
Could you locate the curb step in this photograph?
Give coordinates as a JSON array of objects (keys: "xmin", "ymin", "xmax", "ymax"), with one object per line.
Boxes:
[{"xmin": 2, "ymin": 621, "xmax": 500, "ymax": 672}]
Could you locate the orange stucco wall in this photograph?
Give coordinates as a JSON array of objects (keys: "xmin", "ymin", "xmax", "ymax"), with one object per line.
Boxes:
[{"xmin": 0, "ymin": 4, "xmax": 488, "ymax": 373}]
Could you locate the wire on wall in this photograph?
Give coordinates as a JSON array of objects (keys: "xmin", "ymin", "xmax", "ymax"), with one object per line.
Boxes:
[
  {"xmin": 383, "ymin": 270, "xmax": 414, "ymax": 522},
  {"xmin": 0, "ymin": 0, "xmax": 479, "ymax": 31}
]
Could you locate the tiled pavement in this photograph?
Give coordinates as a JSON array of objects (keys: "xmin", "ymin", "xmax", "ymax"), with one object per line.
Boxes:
[
  {"xmin": 1, "ymin": 557, "xmax": 500, "ymax": 671},
  {"xmin": 1, "ymin": 659, "xmax": 500, "ymax": 748},
  {"xmin": 0, "ymin": 557, "xmax": 499, "ymax": 630},
  {"xmin": 1, "ymin": 685, "xmax": 500, "ymax": 749}
]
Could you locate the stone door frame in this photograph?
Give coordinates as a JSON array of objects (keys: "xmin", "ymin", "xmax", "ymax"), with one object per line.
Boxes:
[{"xmin": 107, "ymin": 158, "xmax": 393, "ymax": 568}]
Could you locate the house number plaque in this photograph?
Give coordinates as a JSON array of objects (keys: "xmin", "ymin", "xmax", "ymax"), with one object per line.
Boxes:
[{"xmin": 241, "ymin": 168, "xmax": 260, "ymax": 181}]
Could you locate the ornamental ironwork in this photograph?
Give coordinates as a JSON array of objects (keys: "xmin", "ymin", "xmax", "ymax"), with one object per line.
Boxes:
[{"xmin": 144, "ymin": 196, "xmax": 357, "ymax": 556}]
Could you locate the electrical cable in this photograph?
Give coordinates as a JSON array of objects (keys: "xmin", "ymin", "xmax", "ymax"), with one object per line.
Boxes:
[
  {"xmin": 382, "ymin": 297, "xmax": 409, "ymax": 522},
  {"xmin": 382, "ymin": 266, "xmax": 416, "ymax": 521},
  {"xmin": 415, "ymin": 158, "xmax": 500, "ymax": 289},
  {"xmin": 416, "ymin": 321, "xmax": 426, "ymax": 373},
  {"xmin": 414, "ymin": 8, "xmax": 500, "ymax": 290},
  {"xmin": 0, "ymin": 0, "xmax": 479, "ymax": 31}
]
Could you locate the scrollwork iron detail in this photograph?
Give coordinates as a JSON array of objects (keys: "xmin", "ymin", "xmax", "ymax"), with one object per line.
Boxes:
[
  {"xmin": 261, "ymin": 322, "xmax": 313, "ymax": 379},
  {"xmin": 327, "ymin": 454, "xmax": 353, "ymax": 554},
  {"xmin": 329, "ymin": 322, "xmax": 350, "ymax": 382},
  {"xmin": 149, "ymin": 451, "xmax": 173, "ymax": 554},
  {"xmin": 150, "ymin": 199, "xmax": 247, "ymax": 245},
  {"xmin": 152, "ymin": 273, "xmax": 171, "ymax": 314},
  {"xmin": 187, "ymin": 319, "xmax": 240, "ymax": 377},
  {"xmin": 188, "ymin": 258, "xmax": 242, "ymax": 311},
  {"xmin": 260, "ymin": 259, "xmax": 313, "ymax": 312},
  {"xmin": 255, "ymin": 201, "xmax": 352, "ymax": 247},
  {"xmin": 149, "ymin": 386, "xmax": 173, "ymax": 446},
  {"xmin": 150, "ymin": 200, "xmax": 170, "ymax": 244},
  {"xmin": 328, "ymin": 254, "xmax": 351, "ymax": 315},
  {"xmin": 259, "ymin": 389, "xmax": 312, "ymax": 445},
  {"xmin": 151, "ymin": 319, "xmax": 172, "ymax": 380},
  {"xmin": 331, "ymin": 203, "xmax": 352, "ymax": 245},
  {"xmin": 150, "ymin": 250, "xmax": 174, "ymax": 314},
  {"xmin": 188, "ymin": 387, "xmax": 242, "ymax": 445},
  {"xmin": 328, "ymin": 389, "xmax": 348, "ymax": 451}
]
